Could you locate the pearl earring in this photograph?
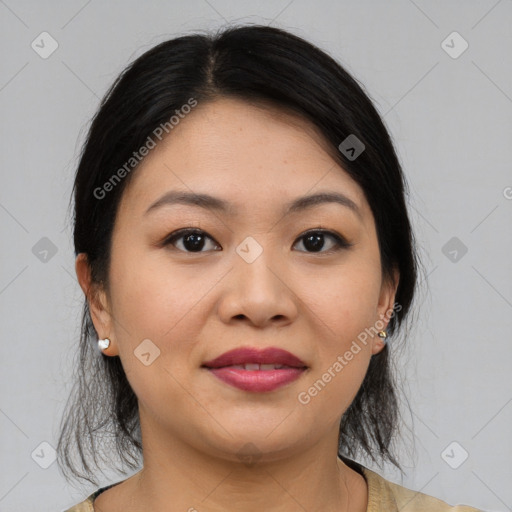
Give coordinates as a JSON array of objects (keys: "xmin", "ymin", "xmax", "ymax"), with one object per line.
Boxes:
[{"xmin": 98, "ymin": 338, "xmax": 111, "ymax": 351}]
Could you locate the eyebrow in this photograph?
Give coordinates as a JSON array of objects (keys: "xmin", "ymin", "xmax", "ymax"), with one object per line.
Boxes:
[{"xmin": 144, "ymin": 190, "xmax": 362, "ymax": 219}]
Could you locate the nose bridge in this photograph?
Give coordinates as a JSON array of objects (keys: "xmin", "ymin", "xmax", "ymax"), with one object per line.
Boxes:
[
  {"xmin": 234, "ymin": 234, "xmax": 283, "ymax": 297},
  {"xmin": 218, "ymin": 234, "xmax": 297, "ymax": 327}
]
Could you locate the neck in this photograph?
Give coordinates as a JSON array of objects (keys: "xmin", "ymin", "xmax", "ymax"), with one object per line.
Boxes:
[{"xmin": 122, "ymin": 412, "xmax": 368, "ymax": 512}]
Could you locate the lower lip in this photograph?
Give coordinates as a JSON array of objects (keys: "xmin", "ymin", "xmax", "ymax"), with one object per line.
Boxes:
[{"xmin": 205, "ymin": 367, "xmax": 306, "ymax": 392}]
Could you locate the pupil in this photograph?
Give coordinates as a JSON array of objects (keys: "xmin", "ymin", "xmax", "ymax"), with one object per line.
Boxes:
[
  {"xmin": 184, "ymin": 233, "xmax": 205, "ymax": 251},
  {"xmin": 305, "ymin": 233, "xmax": 324, "ymax": 252}
]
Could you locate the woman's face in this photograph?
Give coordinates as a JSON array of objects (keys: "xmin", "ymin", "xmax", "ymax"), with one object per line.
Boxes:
[{"xmin": 80, "ymin": 97, "xmax": 398, "ymax": 462}]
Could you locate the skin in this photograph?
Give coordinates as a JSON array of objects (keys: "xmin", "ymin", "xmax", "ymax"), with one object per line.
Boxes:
[{"xmin": 76, "ymin": 97, "xmax": 399, "ymax": 512}]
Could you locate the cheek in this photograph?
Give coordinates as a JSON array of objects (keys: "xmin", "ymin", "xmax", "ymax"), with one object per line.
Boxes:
[
  {"xmin": 107, "ymin": 245, "xmax": 213, "ymax": 388},
  {"xmin": 296, "ymin": 321, "xmax": 373, "ymax": 430},
  {"xmin": 309, "ymin": 261, "xmax": 382, "ymax": 343},
  {"xmin": 109, "ymin": 242, "xmax": 211, "ymax": 336},
  {"xmin": 109, "ymin": 266, "xmax": 205, "ymax": 421},
  {"xmin": 293, "ymin": 263, "xmax": 380, "ymax": 420}
]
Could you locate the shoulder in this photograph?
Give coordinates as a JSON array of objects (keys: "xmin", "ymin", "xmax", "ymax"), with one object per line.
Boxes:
[
  {"xmin": 361, "ymin": 466, "xmax": 482, "ymax": 511},
  {"xmin": 62, "ymin": 481, "xmax": 120, "ymax": 512},
  {"xmin": 62, "ymin": 476, "xmax": 132, "ymax": 511},
  {"xmin": 62, "ymin": 494, "xmax": 95, "ymax": 512}
]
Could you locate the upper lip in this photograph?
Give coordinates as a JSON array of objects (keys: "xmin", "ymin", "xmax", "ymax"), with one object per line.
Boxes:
[{"xmin": 202, "ymin": 347, "xmax": 307, "ymax": 369}]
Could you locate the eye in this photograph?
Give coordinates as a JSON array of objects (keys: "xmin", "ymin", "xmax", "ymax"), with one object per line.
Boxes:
[
  {"xmin": 293, "ymin": 229, "xmax": 352, "ymax": 254},
  {"xmin": 163, "ymin": 228, "xmax": 220, "ymax": 253},
  {"xmin": 163, "ymin": 227, "xmax": 352, "ymax": 254}
]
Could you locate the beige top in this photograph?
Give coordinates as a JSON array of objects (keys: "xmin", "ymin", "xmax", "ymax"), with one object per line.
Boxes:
[{"xmin": 63, "ymin": 463, "xmax": 481, "ymax": 511}]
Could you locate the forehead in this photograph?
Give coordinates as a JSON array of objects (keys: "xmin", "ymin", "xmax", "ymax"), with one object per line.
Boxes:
[{"xmin": 118, "ymin": 98, "xmax": 368, "ymax": 217}]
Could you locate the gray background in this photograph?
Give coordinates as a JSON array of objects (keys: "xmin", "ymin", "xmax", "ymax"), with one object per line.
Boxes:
[{"xmin": 0, "ymin": 1, "xmax": 511, "ymax": 511}]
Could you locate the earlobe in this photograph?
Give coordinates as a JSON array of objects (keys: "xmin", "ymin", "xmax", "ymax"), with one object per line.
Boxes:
[
  {"xmin": 371, "ymin": 330, "xmax": 388, "ymax": 355},
  {"xmin": 371, "ymin": 344, "xmax": 386, "ymax": 356}
]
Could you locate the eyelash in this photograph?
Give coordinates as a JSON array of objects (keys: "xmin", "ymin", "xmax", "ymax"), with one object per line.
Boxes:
[{"xmin": 163, "ymin": 227, "xmax": 352, "ymax": 254}]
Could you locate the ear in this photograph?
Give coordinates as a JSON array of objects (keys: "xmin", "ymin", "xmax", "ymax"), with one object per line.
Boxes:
[
  {"xmin": 371, "ymin": 266, "xmax": 400, "ymax": 356},
  {"xmin": 75, "ymin": 253, "xmax": 119, "ymax": 356}
]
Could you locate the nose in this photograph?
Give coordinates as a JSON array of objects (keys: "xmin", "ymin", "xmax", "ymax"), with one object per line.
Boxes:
[{"xmin": 217, "ymin": 247, "xmax": 299, "ymax": 329}]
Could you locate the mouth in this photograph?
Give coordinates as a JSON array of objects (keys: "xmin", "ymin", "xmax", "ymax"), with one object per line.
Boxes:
[
  {"xmin": 202, "ymin": 346, "xmax": 307, "ymax": 369},
  {"xmin": 201, "ymin": 347, "xmax": 308, "ymax": 392},
  {"xmin": 208, "ymin": 363, "xmax": 301, "ymax": 370}
]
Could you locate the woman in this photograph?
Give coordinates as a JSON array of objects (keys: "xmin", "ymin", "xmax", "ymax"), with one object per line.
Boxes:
[{"xmin": 59, "ymin": 24, "xmax": 480, "ymax": 511}]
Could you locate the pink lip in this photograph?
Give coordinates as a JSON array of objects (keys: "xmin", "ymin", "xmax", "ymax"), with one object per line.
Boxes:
[
  {"xmin": 207, "ymin": 367, "xmax": 306, "ymax": 392},
  {"xmin": 202, "ymin": 347, "xmax": 308, "ymax": 393},
  {"xmin": 202, "ymin": 347, "xmax": 307, "ymax": 368}
]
